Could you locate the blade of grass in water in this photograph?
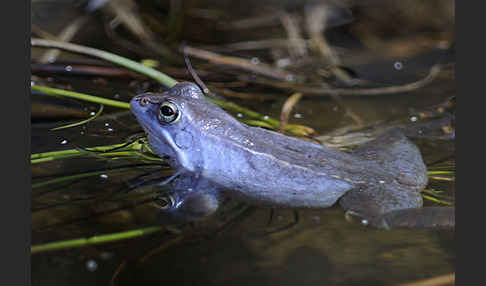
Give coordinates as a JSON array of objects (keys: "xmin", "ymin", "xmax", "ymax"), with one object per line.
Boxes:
[
  {"xmin": 31, "ymin": 39, "xmax": 313, "ymax": 136},
  {"xmin": 51, "ymin": 104, "xmax": 104, "ymax": 131},
  {"xmin": 32, "ymin": 165, "xmax": 162, "ymax": 189},
  {"xmin": 31, "ymin": 85, "xmax": 130, "ymax": 109},
  {"xmin": 31, "ymin": 225, "xmax": 163, "ymax": 254},
  {"xmin": 30, "ymin": 141, "xmax": 163, "ymax": 164},
  {"xmin": 422, "ymin": 194, "xmax": 453, "ymax": 206},
  {"xmin": 31, "ymin": 84, "xmax": 313, "ymax": 136},
  {"xmin": 427, "ymin": 170, "xmax": 455, "ymax": 175},
  {"xmin": 31, "ymin": 38, "xmax": 178, "ymax": 87}
]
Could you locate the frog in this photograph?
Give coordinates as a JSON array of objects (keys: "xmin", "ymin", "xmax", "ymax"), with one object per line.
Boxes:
[{"xmin": 130, "ymin": 82, "xmax": 454, "ymax": 229}]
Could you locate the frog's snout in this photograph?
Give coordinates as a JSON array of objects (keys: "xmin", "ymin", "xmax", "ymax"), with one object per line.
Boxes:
[{"xmin": 130, "ymin": 95, "xmax": 153, "ymax": 114}]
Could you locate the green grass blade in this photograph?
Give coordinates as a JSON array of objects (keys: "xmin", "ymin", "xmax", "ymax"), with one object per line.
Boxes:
[
  {"xmin": 51, "ymin": 104, "xmax": 104, "ymax": 131},
  {"xmin": 31, "ymin": 226, "xmax": 163, "ymax": 254},
  {"xmin": 31, "ymin": 38, "xmax": 178, "ymax": 87},
  {"xmin": 422, "ymin": 194, "xmax": 453, "ymax": 206},
  {"xmin": 31, "ymin": 85, "xmax": 130, "ymax": 109}
]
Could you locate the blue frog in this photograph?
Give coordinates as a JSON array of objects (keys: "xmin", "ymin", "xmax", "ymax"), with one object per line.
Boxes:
[{"xmin": 130, "ymin": 82, "xmax": 454, "ymax": 229}]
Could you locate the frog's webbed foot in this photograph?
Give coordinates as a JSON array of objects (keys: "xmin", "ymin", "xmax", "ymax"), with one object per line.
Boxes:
[
  {"xmin": 345, "ymin": 206, "xmax": 454, "ymax": 229},
  {"xmin": 155, "ymin": 173, "xmax": 222, "ymax": 224},
  {"xmin": 340, "ymin": 186, "xmax": 455, "ymax": 229},
  {"xmin": 375, "ymin": 207, "xmax": 454, "ymax": 229}
]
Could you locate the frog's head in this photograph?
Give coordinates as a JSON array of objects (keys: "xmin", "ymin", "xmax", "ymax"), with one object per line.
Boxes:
[{"xmin": 130, "ymin": 82, "xmax": 239, "ymax": 172}]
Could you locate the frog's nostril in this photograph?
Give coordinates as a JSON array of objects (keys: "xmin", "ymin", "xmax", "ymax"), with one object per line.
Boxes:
[{"xmin": 139, "ymin": 97, "xmax": 149, "ymax": 106}]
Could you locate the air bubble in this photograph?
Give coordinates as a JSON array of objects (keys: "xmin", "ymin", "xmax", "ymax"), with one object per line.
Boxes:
[
  {"xmin": 86, "ymin": 259, "xmax": 98, "ymax": 272},
  {"xmin": 65, "ymin": 65, "xmax": 73, "ymax": 72},
  {"xmin": 394, "ymin": 62, "xmax": 403, "ymax": 70}
]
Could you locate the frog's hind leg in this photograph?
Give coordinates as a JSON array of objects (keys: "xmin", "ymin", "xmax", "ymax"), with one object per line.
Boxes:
[
  {"xmin": 340, "ymin": 185, "xmax": 454, "ymax": 229},
  {"xmin": 341, "ymin": 129, "xmax": 454, "ymax": 229},
  {"xmin": 339, "ymin": 184, "xmax": 423, "ymax": 228},
  {"xmin": 352, "ymin": 129, "xmax": 428, "ymax": 191}
]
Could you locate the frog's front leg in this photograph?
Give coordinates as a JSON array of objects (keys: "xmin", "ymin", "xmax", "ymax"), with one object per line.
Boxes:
[{"xmin": 156, "ymin": 173, "xmax": 222, "ymax": 224}]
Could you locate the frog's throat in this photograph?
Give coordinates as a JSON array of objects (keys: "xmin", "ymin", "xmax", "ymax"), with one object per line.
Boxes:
[{"xmin": 150, "ymin": 128, "xmax": 192, "ymax": 172}]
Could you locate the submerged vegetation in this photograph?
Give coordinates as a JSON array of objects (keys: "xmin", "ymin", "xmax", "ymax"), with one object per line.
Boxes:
[
  {"xmin": 31, "ymin": 38, "xmax": 454, "ymax": 254},
  {"xmin": 31, "ymin": 1, "xmax": 454, "ymax": 285}
]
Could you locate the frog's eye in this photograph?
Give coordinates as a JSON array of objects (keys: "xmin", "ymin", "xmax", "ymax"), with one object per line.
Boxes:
[
  {"xmin": 154, "ymin": 195, "xmax": 175, "ymax": 210},
  {"xmin": 158, "ymin": 101, "xmax": 181, "ymax": 124}
]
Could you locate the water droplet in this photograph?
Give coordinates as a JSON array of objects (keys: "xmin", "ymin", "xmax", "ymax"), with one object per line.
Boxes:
[
  {"xmin": 293, "ymin": 113, "xmax": 302, "ymax": 119},
  {"xmin": 30, "ymin": 81, "xmax": 35, "ymax": 87},
  {"xmin": 410, "ymin": 116, "xmax": 418, "ymax": 122},
  {"xmin": 104, "ymin": 123, "xmax": 110, "ymax": 127},
  {"xmin": 286, "ymin": 74, "xmax": 296, "ymax": 82},
  {"xmin": 361, "ymin": 219, "xmax": 369, "ymax": 226},
  {"xmin": 379, "ymin": 180, "xmax": 385, "ymax": 184},
  {"xmin": 86, "ymin": 259, "xmax": 98, "ymax": 272},
  {"xmin": 332, "ymin": 106, "xmax": 339, "ymax": 112},
  {"xmin": 107, "ymin": 128, "xmax": 113, "ymax": 132},
  {"xmin": 251, "ymin": 57, "xmax": 260, "ymax": 64},
  {"xmin": 60, "ymin": 139, "xmax": 68, "ymax": 145},
  {"xmin": 114, "ymin": 94, "xmax": 120, "ymax": 99},
  {"xmin": 237, "ymin": 113, "xmax": 243, "ymax": 118},
  {"xmin": 65, "ymin": 65, "xmax": 73, "ymax": 72},
  {"xmin": 90, "ymin": 111, "xmax": 96, "ymax": 116},
  {"xmin": 394, "ymin": 62, "xmax": 403, "ymax": 70},
  {"xmin": 100, "ymin": 174, "xmax": 108, "ymax": 179},
  {"xmin": 263, "ymin": 115, "xmax": 269, "ymax": 120}
]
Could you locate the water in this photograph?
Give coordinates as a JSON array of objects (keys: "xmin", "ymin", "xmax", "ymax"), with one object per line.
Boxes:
[{"xmin": 31, "ymin": 1, "xmax": 455, "ymax": 285}]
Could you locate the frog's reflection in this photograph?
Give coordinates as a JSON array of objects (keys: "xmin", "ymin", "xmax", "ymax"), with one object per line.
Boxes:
[{"xmin": 155, "ymin": 174, "xmax": 221, "ymax": 224}]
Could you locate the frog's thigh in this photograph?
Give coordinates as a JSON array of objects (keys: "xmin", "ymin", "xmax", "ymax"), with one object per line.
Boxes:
[
  {"xmin": 339, "ymin": 185, "xmax": 423, "ymax": 228},
  {"xmin": 352, "ymin": 129, "xmax": 428, "ymax": 189}
]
